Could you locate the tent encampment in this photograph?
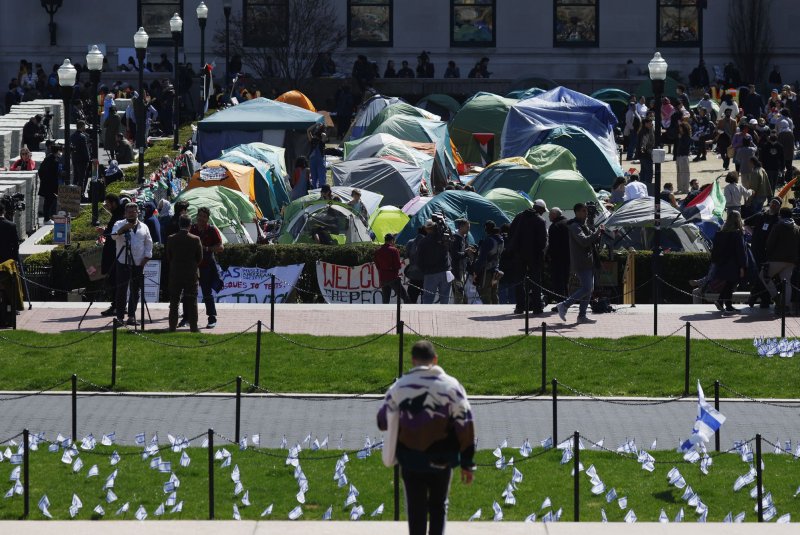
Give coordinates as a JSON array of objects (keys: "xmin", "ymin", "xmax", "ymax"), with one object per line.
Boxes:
[
  {"xmin": 527, "ymin": 169, "xmax": 605, "ymax": 218},
  {"xmin": 449, "ymin": 92, "xmax": 517, "ymax": 164},
  {"xmin": 174, "ymin": 186, "xmax": 257, "ymax": 244},
  {"xmin": 395, "ymin": 190, "xmax": 510, "ymax": 245},
  {"xmin": 370, "ymin": 114, "xmax": 458, "ymax": 180},
  {"xmin": 484, "ymin": 188, "xmax": 533, "ymax": 218},
  {"xmin": 591, "ymin": 88, "xmax": 631, "ymax": 102},
  {"xmin": 275, "ymin": 90, "xmax": 316, "ymax": 111},
  {"xmin": 364, "ymin": 102, "xmax": 440, "ymax": 137},
  {"xmin": 221, "ymin": 142, "xmax": 292, "ymax": 210},
  {"xmin": 508, "ymin": 75, "xmax": 558, "ymax": 92},
  {"xmin": 343, "ymin": 133, "xmax": 441, "ymax": 187},
  {"xmin": 539, "ymin": 125, "xmax": 624, "ymax": 189},
  {"xmin": 346, "ymin": 93, "xmax": 403, "ymax": 140},
  {"xmin": 278, "ymin": 201, "xmax": 373, "ymax": 245},
  {"xmin": 524, "ymin": 144, "xmax": 577, "ymax": 175},
  {"xmin": 417, "ymin": 94, "xmax": 461, "ymax": 121},
  {"xmin": 369, "ymin": 206, "xmax": 410, "ymax": 241},
  {"xmin": 501, "ymin": 86, "xmax": 619, "ymax": 162},
  {"xmin": 331, "ymin": 158, "xmax": 425, "ymax": 208},
  {"xmin": 401, "ymin": 196, "xmax": 433, "ymax": 216},
  {"xmin": 215, "ymin": 150, "xmax": 283, "ymax": 220},
  {"xmin": 283, "ymin": 187, "xmax": 383, "ymax": 225},
  {"xmin": 469, "ymin": 161, "xmax": 540, "ymax": 195},
  {"xmin": 184, "ymin": 160, "xmax": 264, "ymax": 218},
  {"xmin": 196, "ymin": 98, "xmax": 323, "ymax": 167},
  {"xmin": 505, "ymin": 87, "xmax": 546, "ymax": 100}
]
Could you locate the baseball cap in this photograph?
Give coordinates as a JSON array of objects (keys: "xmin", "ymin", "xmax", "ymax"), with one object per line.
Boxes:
[
  {"xmin": 534, "ymin": 199, "xmax": 548, "ymax": 211},
  {"xmin": 748, "ymin": 119, "xmax": 758, "ymax": 126}
]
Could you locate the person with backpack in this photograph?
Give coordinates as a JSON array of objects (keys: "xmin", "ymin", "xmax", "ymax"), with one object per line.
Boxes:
[
  {"xmin": 403, "ymin": 227, "xmax": 426, "ymax": 304},
  {"xmin": 471, "ymin": 221, "xmax": 505, "ymax": 305}
]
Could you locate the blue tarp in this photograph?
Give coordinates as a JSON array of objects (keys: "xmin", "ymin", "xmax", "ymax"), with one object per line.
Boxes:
[
  {"xmin": 540, "ymin": 125, "xmax": 623, "ymax": 189},
  {"xmin": 501, "ymin": 86, "xmax": 619, "ymax": 161},
  {"xmin": 395, "ymin": 191, "xmax": 510, "ymax": 246}
]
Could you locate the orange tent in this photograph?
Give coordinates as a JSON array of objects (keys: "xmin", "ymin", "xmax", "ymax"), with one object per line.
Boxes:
[
  {"xmin": 186, "ymin": 160, "xmax": 263, "ymax": 218},
  {"xmin": 276, "ymin": 90, "xmax": 316, "ymax": 112}
]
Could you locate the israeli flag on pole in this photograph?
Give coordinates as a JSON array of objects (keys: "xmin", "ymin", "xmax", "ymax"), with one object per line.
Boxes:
[{"xmin": 680, "ymin": 381, "xmax": 726, "ymax": 452}]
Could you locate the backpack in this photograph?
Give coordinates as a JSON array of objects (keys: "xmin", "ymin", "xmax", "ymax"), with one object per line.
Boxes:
[{"xmin": 632, "ymin": 114, "xmax": 641, "ymax": 132}]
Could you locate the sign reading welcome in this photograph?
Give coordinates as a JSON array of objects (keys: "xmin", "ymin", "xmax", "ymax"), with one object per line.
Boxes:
[{"xmin": 316, "ymin": 261, "xmax": 393, "ymax": 304}]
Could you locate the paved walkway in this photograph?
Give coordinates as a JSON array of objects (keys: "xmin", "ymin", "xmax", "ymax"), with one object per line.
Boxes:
[
  {"xmin": 1, "ymin": 391, "xmax": 797, "ymax": 450},
  {"xmin": 12, "ymin": 302, "xmax": 800, "ymax": 339}
]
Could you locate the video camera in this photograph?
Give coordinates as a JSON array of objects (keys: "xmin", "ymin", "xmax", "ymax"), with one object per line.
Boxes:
[
  {"xmin": 1, "ymin": 193, "xmax": 25, "ymax": 221},
  {"xmin": 42, "ymin": 110, "xmax": 53, "ymax": 128},
  {"xmin": 585, "ymin": 200, "xmax": 600, "ymax": 227},
  {"xmin": 430, "ymin": 212, "xmax": 452, "ymax": 243}
]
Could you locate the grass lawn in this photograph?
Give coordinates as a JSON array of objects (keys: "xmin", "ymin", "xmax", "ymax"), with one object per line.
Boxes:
[
  {"xmin": 0, "ymin": 331, "xmax": 796, "ymax": 398},
  {"xmin": 0, "ymin": 443, "xmax": 795, "ymax": 522}
]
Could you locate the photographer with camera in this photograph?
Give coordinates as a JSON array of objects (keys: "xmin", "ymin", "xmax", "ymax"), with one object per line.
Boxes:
[
  {"xmin": 471, "ymin": 220, "xmax": 505, "ymax": 304},
  {"xmin": 0, "ymin": 201, "xmax": 20, "ymax": 264},
  {"xmin": 449, "ymin": 219, "xmax": 475, "ymax": 304},
  {"xmin": 418, "ymin": 216, "xmax": 452, "ymax": 304},
  {"xmin": 556, "ymin": 202, "xmax": 604, "ymax": 324},
  {"xmin": 22, "ymin": 114, "xmax": 45, "ymax": 152},
  {"xmin": 307, "ymin": 123, "xmax": 328, "ymax": 189}
]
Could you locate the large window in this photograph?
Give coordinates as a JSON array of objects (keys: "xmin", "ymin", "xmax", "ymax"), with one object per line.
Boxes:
[
  {"xmin": 553, "ymin": 0, "xmax": 598, "ymax": 47},
  {"xmin": 138, "ymin": 0, "xmax": 183, "ymax": 45},
  {"xmin": 243, "ymin": 0, "xmax": 289, "ymax": 47},
  {"xmin": 348, "ymin": 0, "xmax": 392, "ymax": 47},
  {"xmin": 657, "ymin": 0, "xmax": 700, "ymax": 46},
  {"xmin": 451, "ymin": 0, "xmax": 496, "ymax": 47}
]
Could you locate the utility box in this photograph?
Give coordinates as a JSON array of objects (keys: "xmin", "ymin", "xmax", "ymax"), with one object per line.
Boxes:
[{"xmin": 52, "ymin": 214, "xmax": 71, "ymax": 245}]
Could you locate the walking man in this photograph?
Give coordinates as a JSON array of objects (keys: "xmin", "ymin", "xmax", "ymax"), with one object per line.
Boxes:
[
  {"xmin": 377, "ymin": 340, "xmax": 475, "ymax": 535},
  {"xmin": 190, "ymin": 207, "xmax": 224, "ymax": 328},
  {"xmin": 166, "ymin": 214, "xmax": 203, "ymax": 332},
  {"xmin": 556, "ymin": 203, "xmax": 604, "ymax": 323},
  {"xmin": 374, "ymin": 233, "xmax": 409, "ymax": 304},
  {"xmin": 111, "ymin": 202, "xmax": 153, "ymax": 326}
]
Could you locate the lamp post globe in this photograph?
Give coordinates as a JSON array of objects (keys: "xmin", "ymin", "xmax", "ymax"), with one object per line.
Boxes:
[
  {"xmin": 197, "ymin": 2, "xmax": 209, "ymax": 119},
  {"xmin": 648, "ymin": 51, "xmax": 668, "ymax": 335}
]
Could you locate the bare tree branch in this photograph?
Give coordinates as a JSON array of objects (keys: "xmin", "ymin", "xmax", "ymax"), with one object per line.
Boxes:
[{"xmin": 727, "ymin": 0, "xmax": 773, "ymax": 84}]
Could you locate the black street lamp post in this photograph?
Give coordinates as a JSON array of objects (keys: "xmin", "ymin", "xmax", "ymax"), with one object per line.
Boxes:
[
  {"xmin": 86, "ymin": 45, "xmax": 104, "ymax": 225},
  {"xmin": 57, "ymin": 59, "xmax": 76, "ymax": 186},
  {"xmin": 224, "ymin": 1, "xmax": 232, "ymax": 95},
  {"xmin": 134, "ymin": 27, "xmax": 149, "ymax": 185},
  {"xmin": 197, "ymin": 2, "xmax": 209, "ymax": 118},
  {"xmin": 649, "ymin": 52, "xmax": 668, "ymax": 336},
  {"xmin": 170, "ymin": 13, "xmax": 184, "ymax": 150}
]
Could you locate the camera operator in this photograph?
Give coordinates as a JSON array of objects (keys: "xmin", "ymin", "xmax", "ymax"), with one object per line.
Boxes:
[
  {"xmin": 555, "ymin": 202, "xmax": 604, "ymax": 324},
  {"xmin": 0, "ymin": 202, "xmax": 20, "ymax": 264},
  {"xmin": 307, "ymin": 123, "xmax": 328, "ymax": 189},
  {"xmin": 471, "ymin": 220, "xmax": 505, "ymax": 304},
  {"xmin": 449, "ymin": 219, "xmax": 475, "ymax": 304},
  {"xmin": 418, "ymin": 216, "xmax": 452, "ymax": 304},
  {"xmin": 22, "ymin": 114, "xmax": 45, "ymax": 152},
  {"xmin": 111, "ymin": 202, "xmax": 153, "ymax": 326}
]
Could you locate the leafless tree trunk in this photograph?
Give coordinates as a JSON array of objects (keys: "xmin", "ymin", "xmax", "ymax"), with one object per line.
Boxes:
[
  {"xmin": 727, "ymin": 0, "xmax": 773, "ymax": 83},
  {"xmin": 213, "ymin": 0, "xmax": 344, "ymax": 87}
]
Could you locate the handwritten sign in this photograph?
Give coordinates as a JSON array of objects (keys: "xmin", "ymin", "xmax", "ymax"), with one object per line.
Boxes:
[
  {"xmin": 316, "ymin": 261, "xmax": 390, "ymax": 304},
  {"xmin": 57, "ymin": 185, "xmax": 82, "ymax": 217},
  {"xmin": 213, "ymin": 264, "xmax": 304, "ymax": 304}
]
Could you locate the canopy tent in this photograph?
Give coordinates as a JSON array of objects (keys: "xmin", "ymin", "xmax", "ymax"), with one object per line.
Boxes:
[
  {"xmin": 483, "ymin": 188, "xmax": 533, "ymax": 219},
  {"xmin": 591, "ymin": 88, "xmax": 631, "ymax": 101},
  {"xmin": 449, "ymin": 92, "xmax": 517, "ymax": 164},
  {"xmin": 416, "ymin": 94, "xmax": 461, "ymax": 121},
  {"xmin": 596, "ymin": 197, "xmax": 710, "ymax": 252},
  {"xmin": 174, "ymin": 186, "xmax": 257, "ymax": 244},
  {"xmin": 401, "ymin": 195, "xmax": 433, "ymax": 216},
  {"xmin": 634, "ymin": 76, "xmax": 682, "ymax": 101},
  {"xmin": 282, "ymin": 186, "xmax": 383, "ymax": 225},
  {"xmin": 196, "ymin": 98, "xmax": 323, "ymax": 167},
  {"xmin": 221, "ymin": 142, "xmax": 292, "ymax": 210},
  {"xmin": 346, "ymin": 93, "xmax": 403, "ymax": 140},
  {"xmin": 184, "ymin": 160, "xmax": 263, "ymax": 219},
  {"xmin": 527, "ymin": 169, "xmax": 605, "ymax": 218},
  {"xmin": 501, "ymin": 86, "xmax": 619, "ymax": 162},
  {"xmin": 343, "ymin": 133, "xmax": 440, "ymax": 187},
  {"xmin": 331, "ymin": 158, "xmax": 425, "ymax": 209},
  {"xmin": 369, "ymin": 206, "xmax": 410, "ymax": 241},
  {"xmin": 364, "ymin": 102, "xmax": 440, "ymax": 137},
  {"xmin": 371, "ymin": 114, "xmax": 458, "ymax": 180},
  {"xmin": 539, "ymin": 125, "xmax": 624, "ymax": 189},
  {"xmin": 505, "ymin": 87, "xmax": 546, "ymax": 100},
  {"xmin": 468, "ymin": 161, "xmax": 540, "ymax": 195},
  {"xmin": 524, "ymin": 144, "xmax": 577, "ymax": 175},
  {"xmin": 275, "ymin": 90, "xmax": 316, "ymax": 111},
  {"xmin": 278, "ymin": 201, "xmax": 373, "ymax": 245},
  {"xmin": 395, "ymin": 190, "xmax": 511, "ymax": 246}
]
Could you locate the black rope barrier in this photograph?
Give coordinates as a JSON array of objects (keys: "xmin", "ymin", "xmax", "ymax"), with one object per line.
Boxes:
[
  {"xmin": 403, "ymin": 324, "xmax": 529, "ymax": 353},
  {"xmin": 212, "ymin": 430, "xmax": 383, "ymax": 461},
  {"xmin": 555, "ymin": 380, "xmax": 687, "ymax": 406},
  {"xmin": 718, "ymin": 382, "xmax": 800, "ymax": 409},
  {"xmin": 240, "ymin": 377, "xmax": 394, "ymax": 401},
  {"xmin": 0, "ymin": 378, "xmax": 73, "ymax": 402},
  {"xmin": 0, "ymin": 321, "xmax": 113, "ymax": 349},
  {"xmin": 121, "ymin": 322, "xmax": 259, "ymax": 349},
  {"xmin": 548, "ymin": 324, "xmax": 683, "ymax": 353},
  {"xmin": 265, "ymin": 324, "xmax": 396, "ymax": 351}
]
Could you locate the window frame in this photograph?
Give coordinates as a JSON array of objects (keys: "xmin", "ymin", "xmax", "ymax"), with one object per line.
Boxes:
[
  {"xmin": 242, "ymin": 0, "xmax": 290, "ymax": 48},
  {"xmin": 347, "ymin": 0, "xmax": 393, "ymax": 48},
  {"xmin": 450, "ymin": 0, "xmax": 497, "ymax": 48},
  {"xmin": 553, "ymin": 0, "xmax": 599, "ymax": 48},
  {"xmin": 137, "ymin": 0, "xmax": 184, "ymax": 47},
  {"xmin": 656, "ymin": 0, "xmax": 701, "ymax": 48}
]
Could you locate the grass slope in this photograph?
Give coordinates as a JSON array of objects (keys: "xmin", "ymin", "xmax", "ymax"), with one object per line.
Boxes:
[
  {"xmin": 0, "ymin": 331, "xmax": 796, "ymax": 398},
  {"xmin": 0, "ymin": 443, "xmax": 796, "ymax": 522}
]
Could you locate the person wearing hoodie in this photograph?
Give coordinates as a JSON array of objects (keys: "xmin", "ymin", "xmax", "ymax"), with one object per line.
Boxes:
[
  {"xmin": 764, "ymin": 207, "xmax": 800, "ymax": 313},
  {"xmin": 143, "ymin": 201, "xmax": 161, "ymax": 244}
]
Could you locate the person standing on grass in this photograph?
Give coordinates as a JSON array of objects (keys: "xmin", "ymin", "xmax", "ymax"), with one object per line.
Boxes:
[
  {"xmin": 190, "ymin": 206, "xmax": 224, "ymax": 329},
  {"xmin": 377, "ymin": 340, "xmax": 475, "ymax": 535}
]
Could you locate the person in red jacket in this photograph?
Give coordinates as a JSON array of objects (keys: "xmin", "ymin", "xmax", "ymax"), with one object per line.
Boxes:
[
  {"xmin": 374, "ymin": 233, "xmax": 409, "ymax": 304},
  {"xmin": 10, "ymin": 147, "xmax": 36, "ymax": 171}
]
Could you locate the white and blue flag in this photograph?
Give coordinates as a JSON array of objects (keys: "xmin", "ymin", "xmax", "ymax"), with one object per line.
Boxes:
[{"xmin": 680, "ymin": 381, "xmax": 726, "ymax": 452}]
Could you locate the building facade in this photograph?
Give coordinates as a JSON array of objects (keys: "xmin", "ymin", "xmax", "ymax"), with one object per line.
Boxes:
[{"xmin": 0, "ymin": 0, "xmax": 797, "ymax": 97}]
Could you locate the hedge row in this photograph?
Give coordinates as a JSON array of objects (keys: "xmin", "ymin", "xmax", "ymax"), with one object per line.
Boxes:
[{"xmin": 25, "ymin": 244, "xmax": 711, "ymax": 304}]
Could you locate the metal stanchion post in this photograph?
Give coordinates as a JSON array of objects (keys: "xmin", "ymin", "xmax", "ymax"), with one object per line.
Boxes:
[
  {"xmin": 140, "ymin": 271, "xmax": 145, "ymax": 332},
  {"xmin": 111, "ymin": 318, "xmax": 118, "ymax": 388},
  {"xmin": 393, "ymin": 464, "xmax": 400, "ymax": 521},
  {"xmin": 270, "ymin": 274, "xmax": 276, "ymax": 332},
  {"xmin": 714, "ymin": 380, "xmax": 720, "ymax": 452},
  {"xmin": 573, "ymin": 430, "xmax": 580, "ymax": 522},
  {"xmin": 208, "ymin": 429, "xmax": 214, "ymax": 520},
  {"xmin": 254, "ymin": 320, "xmax": 262, "ymax": 388},
  {"xmin": 397, "ymin": 321, "xmax": 404, "ymax": 378},
  {"xmin": 684, "ymin": 322, "xmax": 690, "ymax": 396},
  {"xmin": 396, "ymin": 295, "xmax": 401, "ymax": 333},
  {"xmin": 552, "ymin": 378, "xmax": 558, "ymax": 444},
  {"xmin": 71, "ymin": 374, "xmax": 77, "ymax": 443},
  {"xmin": 756, "ymin": 434, "xmax": 763, "ymax": 522},
  {"xmin": 781, "ymin": 279, "xmax": 786, "ymax": 338},
  {"xmin": 235, "ymin": 376, "xmax": 242, "ymax": 443},
  {"xmin": 524, "ymin": 279, "xmax": 529, "ymax": 335},
  {"xmin": 23, "ymin": 428, "xmax": 29, "ymax": 518},
  {"xmin": 541, "ymin": 322, "xmax": 547, "ymax": 393}
]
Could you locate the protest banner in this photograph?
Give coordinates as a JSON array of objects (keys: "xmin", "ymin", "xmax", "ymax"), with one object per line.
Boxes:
[
  {"xmin": 213, "ymin": 264, "xmax": 304, "ymax": 304},
  {"xmin": 316, "ymin": 261, "xmax": 393, "ymax": 304},
  {"xmin": 143, "ymin": 260, "xmax": 161, "ymax": 303}
]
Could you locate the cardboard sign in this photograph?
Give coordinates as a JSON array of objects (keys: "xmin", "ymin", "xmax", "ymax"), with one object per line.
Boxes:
[
  {"xmin": 57, "ymin": 185, "xmax": 82, "ymax": 217},
  {"xmin": 143, "ymin": 260, "xmax": 161, "ymax": 303},
  {"xmin": 316, "ymin": 261, "xmax": 389, "ymax": 304},
  {"xmin": 79, "ymin": 246, "xmax": 105, "ymax": 282},
  {"xmin": 213, "ymin": 264, "xmax": 304, "ymax": 304}
]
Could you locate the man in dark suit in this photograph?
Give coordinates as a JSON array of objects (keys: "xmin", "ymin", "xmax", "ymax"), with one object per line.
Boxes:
[
  {"xmin": 97, "ymin": 194, "xmax": 126, "ymax": 317},
  {"xmin": 70, "ymin": 120, "xmax": 91, "ymax": 199},
  {"xmin": 166, "ymin": 214, "xmax": 203, "ymax": 332},
  {"xmin": 507, "ymin": 200, "xmax": 548, "ymax": 314},
  {"xmin": 0, "ymin": 203, "xmax": 19, "ymax": 264}
]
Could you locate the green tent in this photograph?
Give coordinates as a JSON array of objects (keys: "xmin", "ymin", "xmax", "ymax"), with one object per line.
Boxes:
[
  {"xmin": 417, "ymin": 94, "xmax": 462, "ymax": 121},
  {"xmin": 371, "ymin": 114, "xmax": 458, "ymax": 180},
  {"xmin": 600, "ymin": 97, "xmax": 629, "ymax": 126},
  {"xmin": 541, "ymin": 126, "xmax": 624, "ymax": 189},
  {"xmin": 524, "ymin": 144, "xmax": 577, "ymax": 175},
  {"xmin": 175, "ymin": 186, "xmax": 257, "ymax": 243},
  {"xmin": 449, "ymin": 92, "xmax": 518, "ymax": 164},
  {"xmin": 468, "ymin": 162, "xmax": 540, "ymax": 195},
  {"xmin": 343, "ymin": 133, "xmax": 437, "ymax": 186},
  {"xmin": 278, "ymin": 201, "xmax": 373, "ymax": 245},
  {"xmin": 528, "ymin": 169, "xmax": 604, "ymax": 216},
  {"xmin": 216, "ymin": 150, "xmax": 282, "ymax": 220},
  {"xmin": 369, "ymin": 206, "xmax": 410, "ymax": 242},
  {"xmin": 591, "ymin": 88, "xmax": 631, "ymax": 101},
  {"xmin": 364, "ymin": 102, "xmax": 439, "ymax": 137},
  {"xmin": 505, "ymin": 87, "xmax": 546, "ymax": 100},
  {"xmin": 483, "ymin": 188, "xmax": 533, "ymax": 219}
]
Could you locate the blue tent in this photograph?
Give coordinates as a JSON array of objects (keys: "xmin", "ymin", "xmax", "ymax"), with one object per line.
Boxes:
[
  {"xmin": 502, "ymin": 86, "xmax": 619, "ymax": 162},
  {"xmin": 540, "ymin": 126, "xmax": 623, "ymax": 189},
  {"xmin": 469, "ymin": 162, "xmax": 540, "ymax": 195},
  {"xmin": 216, "ymin": 150, "xmax": 284, "ymax": 220},
  {"xmin": 395, "ymin": 191, "xmax": 510, "ymax": 246},
  {"xmin": 222, "ymin": 143, "xmax": 292, "ymax": 210},
  {"xmin": 196, "ymin": 98, "xmax": 323, "ymax": 166}
]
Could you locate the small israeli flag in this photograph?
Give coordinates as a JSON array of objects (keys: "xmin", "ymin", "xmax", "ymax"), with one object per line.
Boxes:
[{"xmin": 680, "ymin": 382, "xmax": 726, "ymax": 452}]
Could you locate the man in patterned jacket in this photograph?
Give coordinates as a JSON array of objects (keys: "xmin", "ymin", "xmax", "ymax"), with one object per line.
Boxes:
[{"xmin": 377, "ymin": 341, "xmax": 476, "ymax": 535}]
